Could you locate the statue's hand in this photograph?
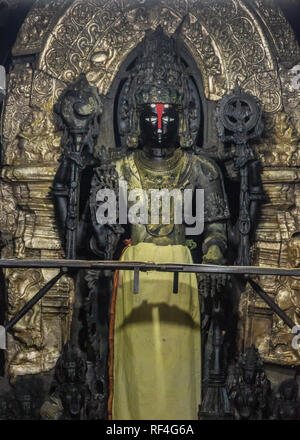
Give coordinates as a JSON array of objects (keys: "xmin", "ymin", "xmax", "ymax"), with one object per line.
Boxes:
[
  {"xmin": 202, "ymin": 244, "xmax": 226, "ymax": 265},
  {"xmin": 200, "ymin": 244, "xmax": 228, "ymax": 294},
  {"xmin": 248, "ymin": 160, "xmax": 262, "ymax": 188},
  {"xmin": 90, "ymin": 222, "xmax": 124, "ymax": 259},
  {"xmin": 64, "ymin": 150, "xmax": 87, "ymax": 169},
  {"xmin": 248, "ymin": 159, "xmax": 266, "ymax": 202},
  {"xmin": 52, "ymin": 156, "xmax": 70, "ymax": 191}
]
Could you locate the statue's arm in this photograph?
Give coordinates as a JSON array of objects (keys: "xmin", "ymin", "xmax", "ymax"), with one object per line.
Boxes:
[
  {"xmin": 194, "ymin": 155, "xmax": 230, "ymax": 264},
  {"xmin": 81, "ymin": 163, "xmax": 125, "ymax": 259},
  {"xmin": 202, "ymin": 221, "xmax": 227, "ymax": 265},
  {"xmin": 52, "ymin": 156, "xmax": 110, "ymax": 258}
]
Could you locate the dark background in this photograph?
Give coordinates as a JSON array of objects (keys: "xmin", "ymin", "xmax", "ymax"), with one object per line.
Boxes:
[{"xmin": 0, "ymin": 0, "xmax": 300, "ymax": 68}]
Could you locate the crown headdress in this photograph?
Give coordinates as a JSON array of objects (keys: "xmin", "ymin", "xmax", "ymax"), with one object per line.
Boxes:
[
  {"xmin": 133, "ymin": 26, "xmax": 186, "ymax": 106},
  {"xmin": 240, "ymin": 345, "xmax": 264, "ymax": 372}
]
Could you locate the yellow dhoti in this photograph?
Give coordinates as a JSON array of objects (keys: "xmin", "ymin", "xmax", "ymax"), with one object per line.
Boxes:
[{"xmin": 109, "ymin": 242, "xmax": 201, "ymax": 420}]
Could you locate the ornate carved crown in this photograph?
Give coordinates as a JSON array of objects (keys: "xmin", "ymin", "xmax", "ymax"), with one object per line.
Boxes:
[
  {"xmin": 117, "ymin": 25, "xmax": 200, "ymax": 150},
  {"xmin": 240, "ymin": 345, "xmax": 264, "ymax": 372},
  {"xmin": 133, "ymin": 26, "xmax": 186, "ymax": 106}
]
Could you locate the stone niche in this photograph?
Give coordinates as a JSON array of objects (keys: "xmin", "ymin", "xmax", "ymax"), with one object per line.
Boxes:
[{"xmin": 0, "ymin": 0, "xmax": 299, "ymax": 388}]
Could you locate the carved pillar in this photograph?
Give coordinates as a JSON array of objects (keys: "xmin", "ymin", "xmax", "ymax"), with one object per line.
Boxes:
[{"xmin": 1, "ymin": 164, "xmax": 74, "ymax": 376}]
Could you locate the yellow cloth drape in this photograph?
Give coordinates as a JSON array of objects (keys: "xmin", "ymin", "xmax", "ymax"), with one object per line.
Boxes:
[{"xmin": 111, "ymin": 242, "xmax": 201, "ymax": 420}]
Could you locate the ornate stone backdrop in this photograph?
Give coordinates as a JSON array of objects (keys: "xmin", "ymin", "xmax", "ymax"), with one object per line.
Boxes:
[{"xmin": 0, "ymin": 0, "xmax": 300, "ymax": 377}]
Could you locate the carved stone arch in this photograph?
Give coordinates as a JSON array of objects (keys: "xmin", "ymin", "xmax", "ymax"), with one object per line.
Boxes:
[{"xmin": 34, "ymin": 0, "xmax": 281, "ymax": 111}]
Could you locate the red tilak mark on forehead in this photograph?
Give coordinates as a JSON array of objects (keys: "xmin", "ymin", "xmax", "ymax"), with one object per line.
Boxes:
[{"xmin": 156, "ymin": 103, "xmax": 164, "ymax": 129}]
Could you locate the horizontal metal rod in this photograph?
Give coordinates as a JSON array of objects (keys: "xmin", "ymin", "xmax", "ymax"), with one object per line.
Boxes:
[
  {"xmin": 2, "ymin": 263, "xmax": 297, "ymax": 335},
  {"xmin": 0, "ymin": 259, "xmax": 299, "ymax": 276}
]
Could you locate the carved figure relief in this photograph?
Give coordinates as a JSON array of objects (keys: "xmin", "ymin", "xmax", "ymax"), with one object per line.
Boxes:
[
  {"xmin": 15, "ymin": 105, "xmax": 62, "ymax": 164},
  {"xmin": 5, "ymin": 267, "xmax": 73, "ymax": 376}
]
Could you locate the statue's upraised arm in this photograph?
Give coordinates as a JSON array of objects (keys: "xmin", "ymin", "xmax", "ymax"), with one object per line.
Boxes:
[{"xmin": 52, "ymin": 74, "xmax": 103, "ymax": 259}]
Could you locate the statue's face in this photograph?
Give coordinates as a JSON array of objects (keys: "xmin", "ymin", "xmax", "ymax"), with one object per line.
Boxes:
[
  {"xmin": 243, "ymin": 368, "xmax": 255, "ymax": 384},
  {"xmin": 139, "ymin": 103, "xmax": 179, "ymax": 148},
  {"xmin": 282, "ymin": 383, "xmax": 294, "ymax": 400}
]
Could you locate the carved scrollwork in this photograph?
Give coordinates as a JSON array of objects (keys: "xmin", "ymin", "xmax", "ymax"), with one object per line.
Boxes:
[
  {"xmin": 12, "ymin": 0, "xmax": 71, "ymax": 56},
  {"xmin": 252, "ymin": 0, "xmax": 300, "ymax": 68},
  {"xmin": 279, "ymin": 65, "xmax": 300, "ymax": 133},
  {"xmin": 2, "ymin": 65, "xmax": 33, "ymax": 164},
  {"xmin": 36, "ymin": 0, "xmax": 280, "ymax": 109}
]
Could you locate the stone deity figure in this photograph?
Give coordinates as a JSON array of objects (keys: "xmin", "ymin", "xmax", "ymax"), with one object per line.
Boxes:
[
  {"xmin": 52, "ymin": 28, "xmax": 230, "ymax": 420},
  {"xmin": 228, "ymin": 345, "xmax": 271, "ymax": 420},
  {"xmin": 270, "ymin": 378, "xmax": 300, "ymax": 420}
]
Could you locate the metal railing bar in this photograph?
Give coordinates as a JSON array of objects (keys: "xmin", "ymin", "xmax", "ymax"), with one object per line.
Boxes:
[
  {"xmin": 0, "ymin": 259, "xmax": 299, "ymax": 276},
  {"xmin": 1, "ymin": 260, "xmax": 298, "ymax": 337}
]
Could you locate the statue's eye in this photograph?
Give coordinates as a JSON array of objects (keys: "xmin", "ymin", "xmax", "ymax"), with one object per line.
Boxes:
[
  {"xmin": 162, "ymin": 116, "xmax": 174, "ymax": 122},
  {"xmin": 145, "ymin": 117, "xmax": 157, "ymax": 123}
]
